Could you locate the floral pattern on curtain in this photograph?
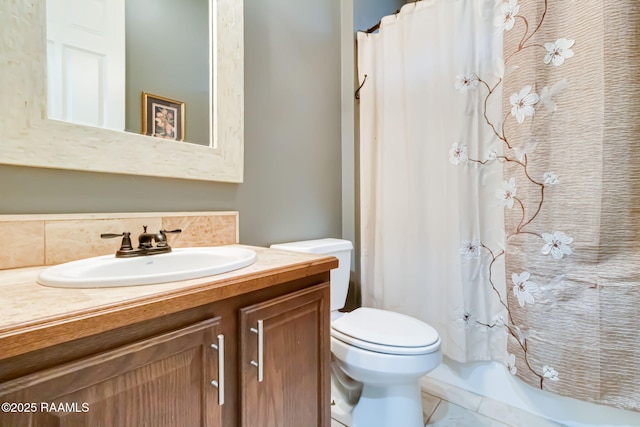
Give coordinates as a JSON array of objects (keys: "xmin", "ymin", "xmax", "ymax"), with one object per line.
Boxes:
[{"xmin": 452, "ymin": 0, "xmax": 640, "ymax": 411}]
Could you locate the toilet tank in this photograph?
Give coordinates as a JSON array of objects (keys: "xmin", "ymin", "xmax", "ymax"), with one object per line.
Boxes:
[{"xmin": 270, "ymin": 238, "xmax": 353, "ymax": 312}]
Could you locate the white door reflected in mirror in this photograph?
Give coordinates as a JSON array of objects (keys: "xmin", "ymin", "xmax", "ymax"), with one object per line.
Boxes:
[{"xmin": 46, "ymin": 0, "xmax": 126, "ymax": 131}]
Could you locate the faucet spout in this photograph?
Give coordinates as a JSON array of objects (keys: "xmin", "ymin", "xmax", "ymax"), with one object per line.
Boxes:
[{"xmin": 138, "ymin": 225, "xmax": 156, "ymax": 249}]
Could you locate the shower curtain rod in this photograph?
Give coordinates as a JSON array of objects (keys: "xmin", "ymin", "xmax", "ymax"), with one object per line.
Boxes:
[{"xmin": 362, "ymin": 0, "xmax": 422, "ymax": 34}]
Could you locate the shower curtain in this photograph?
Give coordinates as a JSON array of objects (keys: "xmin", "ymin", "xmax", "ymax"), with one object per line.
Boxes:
[
  {"xmin": 499, "ymin": 0, "xmax": 640, "ymax": 411},
  {"xmin": 358, "ymin": 0, "xmax": 640, "ymax": 412},
  {"xmin": 358, "ymin": 0, "xmax": 507, "ymax": 362}
]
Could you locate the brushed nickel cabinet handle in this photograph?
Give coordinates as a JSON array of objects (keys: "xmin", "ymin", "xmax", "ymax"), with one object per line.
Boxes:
[
  {"xmin": 210, "ymin": 334, "xmax": 225, "ymax": 405},
  {"xmin": 250, "ymin": 320, "xmax": 264, "ymax": 382}
]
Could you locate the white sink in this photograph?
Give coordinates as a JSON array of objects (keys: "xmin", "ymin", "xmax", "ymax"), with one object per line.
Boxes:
[{"xmin": 37, "ymin": 246, "xmax": 258, "ymax": 288}]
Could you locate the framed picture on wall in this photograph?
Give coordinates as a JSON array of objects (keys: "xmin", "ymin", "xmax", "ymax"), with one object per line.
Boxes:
[{"xmin": 141, "ymin": 92, "xmax": 185, "ymax": 141}]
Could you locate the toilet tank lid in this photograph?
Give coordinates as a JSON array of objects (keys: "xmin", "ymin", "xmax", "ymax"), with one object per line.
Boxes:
[{"xmin": 270, "ymin": 238, "xmax": 353, "ymax": 254}]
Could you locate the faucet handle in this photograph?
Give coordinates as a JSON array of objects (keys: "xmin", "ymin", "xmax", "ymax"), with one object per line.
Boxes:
[
  {"xmin": 100, "ymin": 232, "xmax": 129, "ymax": 239},
  {"xmin": 156, "ymin": 229, "xmax": 182, "ymax": 248},
  {"xmin": 100, "ymin": 232, "xmax": 134, "ymax": 252},
  {"xmin": 160, "ymin": 229, "xmax": 182, "ymax": 235}
]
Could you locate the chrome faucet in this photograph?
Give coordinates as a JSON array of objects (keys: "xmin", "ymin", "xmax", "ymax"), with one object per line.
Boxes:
[{"xmin": 101, "ymin": 226, "xmax": 182, "ymax": 258}]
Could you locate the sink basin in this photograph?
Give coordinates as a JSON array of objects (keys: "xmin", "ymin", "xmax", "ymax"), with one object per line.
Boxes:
[{"xmin": 37, "ymin": 246, "xmax": 258, "ymax": 288}]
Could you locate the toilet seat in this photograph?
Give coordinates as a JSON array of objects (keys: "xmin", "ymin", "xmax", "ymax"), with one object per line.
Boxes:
[
  {"xmin": 331, "ymin": 307, "xmax": 440, "ymax": 355},
  {"xmin": 331, "ymin": 329, "xmax": 440, "ymax": 355}
]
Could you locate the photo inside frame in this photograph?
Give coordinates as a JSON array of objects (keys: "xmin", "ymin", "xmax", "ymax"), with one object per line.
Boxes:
[{"xmin": 152, "ymin": 103, "xmax": 178, "ymax": 140}]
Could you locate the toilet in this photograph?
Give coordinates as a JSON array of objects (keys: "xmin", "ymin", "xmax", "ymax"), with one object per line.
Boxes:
[{"xmin": 270, "ymin": 238, "xmax": 442, "ymax": 427}]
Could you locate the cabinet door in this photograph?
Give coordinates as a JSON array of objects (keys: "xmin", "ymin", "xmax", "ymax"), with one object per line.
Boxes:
[
  {"xmin": 239, "ymin": 282, "xmax": 330, "ymax": 427},
  {"xmin": 0, "ymin": 317, "xmax": 225, "ymax": 427}
]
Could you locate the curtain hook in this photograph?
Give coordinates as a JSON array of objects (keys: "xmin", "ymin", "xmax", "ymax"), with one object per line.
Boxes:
[{"xmin": 355, "ymin": 74, "xmax": 368, "ymax": 100}]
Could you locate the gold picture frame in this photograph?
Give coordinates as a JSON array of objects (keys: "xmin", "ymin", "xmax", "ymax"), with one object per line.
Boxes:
[{"xmin": 141, "ymin": 92, "xmax": 185, "ymax": 141}]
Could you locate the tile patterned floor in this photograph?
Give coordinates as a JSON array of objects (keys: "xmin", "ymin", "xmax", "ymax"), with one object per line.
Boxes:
[
  {"xmin": 331, "ymin": 375, "xmax": 567, "ymax": 427},
  {"xmin": 419, "ymin": 376, "xmax": 567, "ymax": 426}
]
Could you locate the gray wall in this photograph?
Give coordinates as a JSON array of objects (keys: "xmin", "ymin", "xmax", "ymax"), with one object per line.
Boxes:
[
  {"xmin": 0, "ymin": 0, "xmax": 343, "ymax": 248},
  {"xmin": 125, "ymin": 0, "xmax": 210, "ymax": 146},
  {"xmin": 354, "ymin": 0, "xmax": 406, "ymax": 32},
  {"xmin": 239, "ymin": 0, "xmax": 343, "ymax": 246}
]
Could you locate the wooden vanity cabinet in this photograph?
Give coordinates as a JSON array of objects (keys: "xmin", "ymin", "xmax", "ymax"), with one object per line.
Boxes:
[
  {"xmin": 240, "ymin": 283, "xmax": 330, "ymax": 427},
  {"xmin": 0, "ymin": 280, "xmax": 330, "ymax": 427},
  {"xmin": 0, "ymin": 317, "xmax": 224, "ymax": 427}
]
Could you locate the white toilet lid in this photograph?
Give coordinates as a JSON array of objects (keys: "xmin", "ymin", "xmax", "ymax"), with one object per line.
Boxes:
[{"xmin": 331, "ymin": 307, "xmax": 440, "ymax": 354}]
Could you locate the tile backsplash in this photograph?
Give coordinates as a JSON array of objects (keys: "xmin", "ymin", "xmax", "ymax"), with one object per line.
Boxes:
[
  {"xmin": 0, "ymin": 212, "xmax": 238, "ymax": 270},
  {"xmin": 0, "ymin": 220, "xmax": 45, "ymax": 269}
]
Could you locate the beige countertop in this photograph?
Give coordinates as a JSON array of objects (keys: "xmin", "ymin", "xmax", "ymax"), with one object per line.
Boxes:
[{"xmin": 0, "ymin": 245, "xmax": 337, "ymax": 359}]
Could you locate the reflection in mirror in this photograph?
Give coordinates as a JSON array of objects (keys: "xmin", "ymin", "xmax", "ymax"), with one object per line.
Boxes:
[{"xmin": 46, "ymin": 0, "xmax": 211, "ymax": 146}]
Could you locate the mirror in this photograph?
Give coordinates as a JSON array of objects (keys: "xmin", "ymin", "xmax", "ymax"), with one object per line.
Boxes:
[
  {"xmin": 47, "ymin": 0, "xmax": 211, "ymax": 147},
  {"xmin": 0, "ymin": 0, "xmax": 244, "ymax": 182}
]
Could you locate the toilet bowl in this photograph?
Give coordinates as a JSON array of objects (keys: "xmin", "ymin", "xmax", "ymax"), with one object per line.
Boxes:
[
  {"xmin": 270, "ymin": 239, "xmax": 441, "ymax": 427},
  {"xmin": 331, "ymin": 307, "xmax": 441, "ymax": 426}
]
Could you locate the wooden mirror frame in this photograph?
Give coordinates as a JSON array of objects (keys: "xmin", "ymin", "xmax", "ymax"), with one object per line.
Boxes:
[{"xmin": 0, "ymin": 0, "xmax": 244, "ymax": 182}]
